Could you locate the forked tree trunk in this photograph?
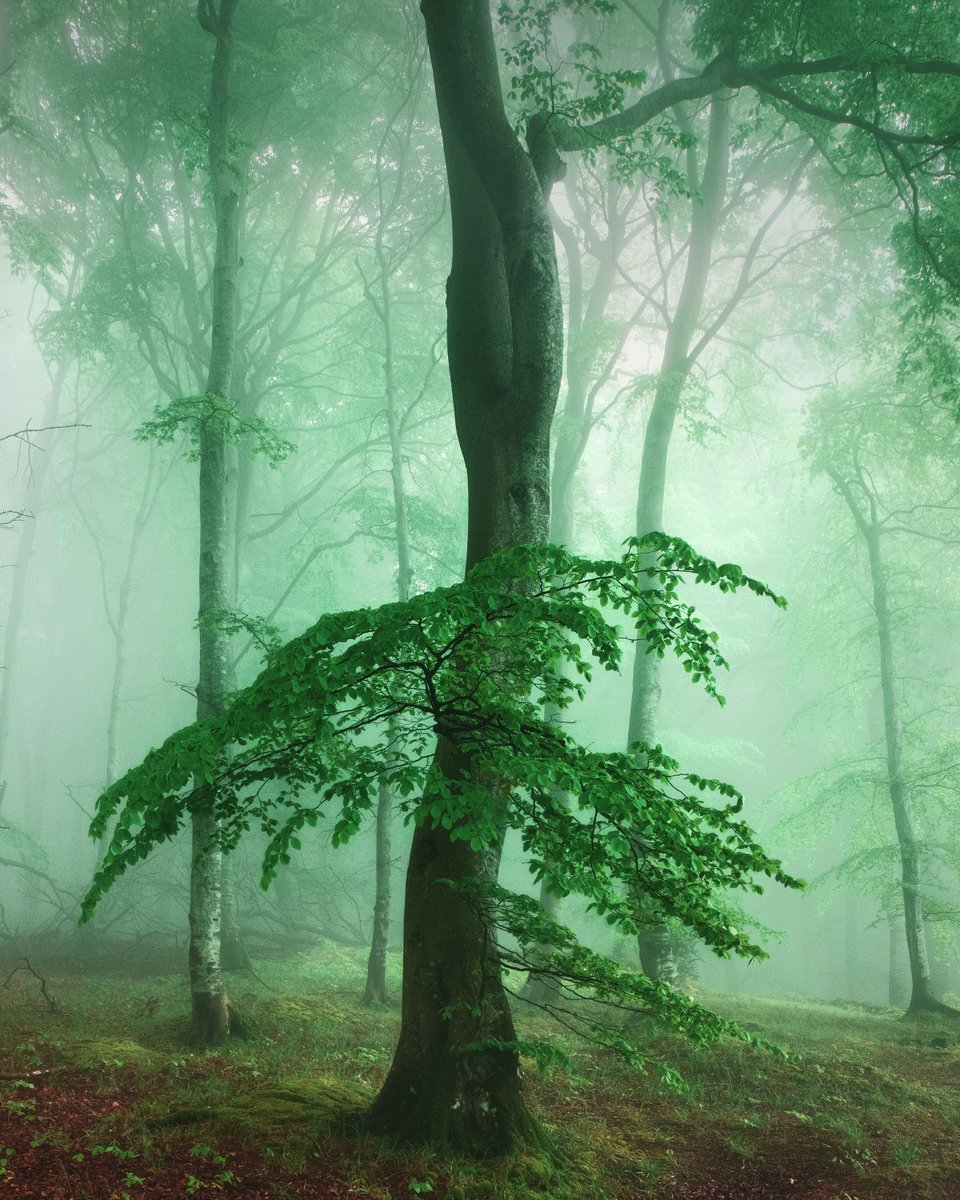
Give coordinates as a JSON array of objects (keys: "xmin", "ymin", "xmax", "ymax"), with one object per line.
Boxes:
[
  {"xmin": 191, "ymin": 0, "xmax": 241, "ymax": 1047},
  {"xmin": 371, "ymin": 0, "xmax": 562, "ymax": 1154}
]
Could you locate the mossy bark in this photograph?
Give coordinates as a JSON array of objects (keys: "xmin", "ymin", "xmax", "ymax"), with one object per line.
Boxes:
[{"xmin": 371, "ymin": 0, "xmax": 562, "ymax": 1155}]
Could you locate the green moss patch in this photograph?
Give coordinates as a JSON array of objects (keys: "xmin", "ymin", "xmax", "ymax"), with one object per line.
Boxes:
[
  {"xmin": 157, "ymin": 1074, "xmax": 371, "ymax": 1155},
  {"xmin": 66, "ymin": 1038, "xmax": 160, "ymax": 1070}
]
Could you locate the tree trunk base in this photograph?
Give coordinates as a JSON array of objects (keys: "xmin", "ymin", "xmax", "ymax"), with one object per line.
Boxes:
[
  {"xmin": 905, "ymin": 996, "xmax": 960, "ymax": 1019},
  {"xmin": 369, "ymin": 1063, "xmax": 551, "ymax": 1157},
  {"xmin": 361, "ymin": 978, "xmax": 390, "ymax": 1006},
  {"xmin": 190, "ymin": 992, "xmax": 249, "ymax": 1047},
  {"xmin": 518, "ymin": 972, "xmax": 561, "ymax": 1008}
]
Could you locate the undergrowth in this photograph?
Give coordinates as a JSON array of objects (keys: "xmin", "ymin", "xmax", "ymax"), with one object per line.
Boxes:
[{"xmin": 1, "ymin": 942, "xmax": 959, "ymax": 1198}]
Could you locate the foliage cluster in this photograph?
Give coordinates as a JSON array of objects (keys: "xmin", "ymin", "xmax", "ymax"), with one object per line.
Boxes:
[{"xmin": 83, "ymin": 534, "xmax": 801, "ymax": 1047}]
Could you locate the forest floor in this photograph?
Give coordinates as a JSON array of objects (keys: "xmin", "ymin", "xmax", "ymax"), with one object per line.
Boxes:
[{"xmin": 0, "ymin": 940, "xmax": 958, "ymax": 1200}]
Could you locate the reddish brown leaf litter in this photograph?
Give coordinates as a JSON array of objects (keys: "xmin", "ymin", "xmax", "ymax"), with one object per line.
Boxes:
[
  {"xmin": 627, "ymin": 1122, "xmax": 960, "ymax": 1200},
  {"xmin": 0, "ymin": 1072, "xmax": 417, "ymax": 1199},
  {"xmin": 3, "ymin": 1068, "xmax": 959, "ymax": 1200}
]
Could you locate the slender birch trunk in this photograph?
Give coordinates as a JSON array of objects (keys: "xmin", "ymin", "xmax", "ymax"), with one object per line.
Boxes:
[
  {"xmin": 361, "ymin": 104, "xmax": 419, "ymax": 1005},
  {"xmin": 191, "ymin": 0, "xmax": 241, "ymax": 1047}
]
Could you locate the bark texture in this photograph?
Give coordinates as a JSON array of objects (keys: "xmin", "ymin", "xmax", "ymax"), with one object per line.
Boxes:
[
  {"xmin": 191, "ymin": 0, "xmax": 241, "ymax": 1047},
  {"xmin": 370, "ymin": 0, "xmax": 561, "ymax": 1154}
]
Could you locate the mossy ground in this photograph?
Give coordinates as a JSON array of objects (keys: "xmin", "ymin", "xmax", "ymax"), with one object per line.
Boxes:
[{"xmin": 1, "ymin": 943, "xmax": 958, "ymax": 1198}]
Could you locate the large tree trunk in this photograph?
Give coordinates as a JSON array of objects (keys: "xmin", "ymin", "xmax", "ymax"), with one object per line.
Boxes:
[
  {"xmin": 191, "ymin": 0, "xmax": 241, "ymax": 1047},
  {"xmin": 371, "ymin": 0, "xmax": 561, "ymax": 1154}
]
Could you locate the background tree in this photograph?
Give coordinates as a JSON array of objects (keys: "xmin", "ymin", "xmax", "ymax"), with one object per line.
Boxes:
[{"xmin": 802, "ymin": 368, "xmax": 960, "ymax": 1017}]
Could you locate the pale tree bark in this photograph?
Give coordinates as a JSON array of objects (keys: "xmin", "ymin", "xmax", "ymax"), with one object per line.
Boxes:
[
  {"xmin": 71, "ymin": 448, "xmax": 165, "ymax": 874},
  {"xmin": 370, "ymin": 0, "xmax": 562, "ymax": 1154},
  {"xmin": 363, "ymin": 775, "xmax": 394, "ymax": 1006},
  {"xmin": 522, "ymin": 177, "xmax": 634, "ymax": 1006},
  {"xmin": 887, "ymin": 912, "xmax": 910, "ymax": 1008},
  {"xmin": 863, "ymin": 519, "xmax": 942, "ymax": 1017},
  {"xmin": 360, "ymin": 238, "xmax": 408, "ymax": 1006},
  {"xmin": 829, "ymin": 469, "xmax": 957, "ymax": 1018},
  {"xmin": 190, "ymin": 0, "xmax": 241, "ymax": 1047},
  {"xmin": 0, "ymin": 355, "xmax": 72, "ymax": 794},
  {"xmin": 628, "ymin": 88, "xmax": 730, "ymax": 983},
  {"xmin": 361, "ymin": 90, "xmax": 419, "ymax": 1006}
]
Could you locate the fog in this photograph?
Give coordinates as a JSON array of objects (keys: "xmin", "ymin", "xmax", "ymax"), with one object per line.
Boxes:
[{"xmin": 2, "ymin": 1, "xmax": 960, "ymax": 1193}]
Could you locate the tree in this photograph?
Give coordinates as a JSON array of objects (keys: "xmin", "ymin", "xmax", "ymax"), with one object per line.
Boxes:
[
  {"xmin": 353, "ymin": 0, "xmax": 565, "ymax": 1149},
  {"xmin": 367, "ymin": 0, "xmax": 960, "ymax": 1149},
  {"xmin": 186, "ymin": 0, "xmax": 243, "ymax": 1047},
  {"xmin": 25, "ymin": 0, "xmax": 960, "ymax": 1156},
  {"xmin": 83, "ymin": 0, "xmax": 793, "ymax": 1152},
  {"xmin": 357, "ymin": 43, "xmax": 448, "ymax": 1005},
  {"xmin": 803, "ymin": 378, "xmax": 960, "ymax": 1017},
  {"xmin": 82, "ymin": 538, "xmax": 799, "ymax": 1151}
]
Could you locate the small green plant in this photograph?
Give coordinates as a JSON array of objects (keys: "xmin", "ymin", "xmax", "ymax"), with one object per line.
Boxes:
[
  {"xmin": 0, "ymin": 1146, "xmax": 14, "ymax": 1179},
  {"xmin": 408, "ymin": 1177, "xmax": 434, "ymax": 1195},
  {"xmin": 190, "ymin": 1142, "xmax": 227, "ymax": 1166},
  {"xmin": 891, "ymin": 1141, "xmax": 921, "ymax": 1169},
  {"xmin": 6, "ymin": 1097, "xmax": 37, "ymax": 1119},
  {"xmin": 30, "ymin": 1128, "xmax": 68, "ymax": 1150},
  {"xmin": 91, "ymin": 1143, "xmax": 137, "ymax": 1161},
  {"xmin": 724, "ymin": 1134, "xmax": 755, "ymax": 1159},
  {"xmin": 15, "ymin": 1040, "xmax": 41, "ymax": 1066},
  {"xmin": 123, "ymin": 1172, "xmax": 146, "ymax": 1186}
]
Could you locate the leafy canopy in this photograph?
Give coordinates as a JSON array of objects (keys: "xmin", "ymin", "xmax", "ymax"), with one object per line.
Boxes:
[
  {"xmin": 82, "ymin": 534, "xmax": 800, "ymax": 1048},
  {"xmin": 497, "ymin": 0, "xmax": 693, "ymax": 189}
]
